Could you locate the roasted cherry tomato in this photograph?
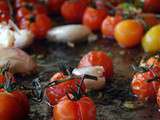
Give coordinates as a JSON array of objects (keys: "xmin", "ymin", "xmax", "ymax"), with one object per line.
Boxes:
[
  {"xmin": 0, "ymin": 1, "xmax": 10, "ymax": 22},
  {"xmin": 14, "ymin": 0, "xmax": 37, "ymax": 8},
  {"xmin": 141, "ymin": 13, "xmax": 160, "ymax": 27},
  {"xmin": 132, "ymin": 66, "xmax": 160, "ymax": 101},
  {"xmin": 101, "ymin": 15, "xmax": 122, "ymax": 38},
  {"xmin": 53, "ymin": 95, "xmax": 96, "ymax": 120},
  {"xmin": 16, "ymin": 3, "xmax": 47, "ymax": 22},
  {"xmin": 61, "ymin": 1, "xmax": 87, "ymax": 23},
  {"xmin": 0, "ymin": 88, "xmax": 29, "ymax": 120},
  {"xmin": 18, "ymin": 14, "xmax": 52, "ymax": 39},
  {"xmin": 114, "ymin": 19, "xmax": 144, "ymax": 48},
  {"xmin": 48, "ymin": 0, "xmax": 65, "ymax": 14},
  {"xmin": 78, "ymin": 51, "xmax": 113, "ymax": 78},
  {"xmin": 83, "ymin": 7, "xmax": 107, "ymax": 31},
  {"xmin": 143, "ymin": 0, "xmax": 160, "ymax": 13},
  {"xmin": 142, "ymin": 24, "xmax": 160, "ymax": 53},
  {"xmin": 46, "ymin": 72, "xmax": 85, "ymax": 105}
]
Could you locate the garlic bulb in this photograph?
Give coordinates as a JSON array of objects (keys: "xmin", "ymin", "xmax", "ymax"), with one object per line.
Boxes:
[
  {"xmin": 0, "ymin": 48, "xmax": 37, "ymax": 74},
  {"xmin": 14, "ymin": 29, "xmax": 34, "ymax": 48},
  {"xmin": 72, "ymin": 66, "xmax": 106, "ymax": 90}
]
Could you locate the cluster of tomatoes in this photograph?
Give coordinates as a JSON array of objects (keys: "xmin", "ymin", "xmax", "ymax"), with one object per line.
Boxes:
[
  {"xmin": 0, "ymin": 0, "xmax": 10, "ymax": 22},
  {"xmin": 47, "ymin": 0, "xmax": 160, "ymax": 53},
  {"xmin": 131, "ymin": 53, "xmax": 160, "ymax": 107},
  {"xmin": 0, "ymin": 66, "xmax": 29, "ymax": 120},
  {"xmin": 45, "ymin": 50, "xmax": 113, "ymax": 119},
  {"xmin": 15, "ymin": 0, "xmax": 52, "ymax": 39}
]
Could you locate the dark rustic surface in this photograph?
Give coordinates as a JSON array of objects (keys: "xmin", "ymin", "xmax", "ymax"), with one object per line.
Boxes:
[{"xmin": 23, "ymin": 39, "xmax": 160, "ymax": 120}]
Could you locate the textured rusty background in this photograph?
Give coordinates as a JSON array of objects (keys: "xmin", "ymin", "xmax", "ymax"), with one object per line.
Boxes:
[{"xmin": 24, "ymin": 39, "xmax": 160, "ymax": 120}]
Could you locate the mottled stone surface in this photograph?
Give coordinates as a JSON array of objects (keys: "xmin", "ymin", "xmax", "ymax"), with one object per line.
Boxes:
[{"xmin": 23, "ymin": 39, "xmax": 160, "ymax": 120}]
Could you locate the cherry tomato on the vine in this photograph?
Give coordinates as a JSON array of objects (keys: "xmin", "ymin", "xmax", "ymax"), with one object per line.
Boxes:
[
  {"xmin": 18, "ymin": 14, "xmax": 52, "ymax": 39},
  {"xmin": 53, "ymin": 95, "xmax": 96, "ymax": 120},
  {"xmin": 132, "ymin": 66, "xmax": 160, "ymax": 101},
  {"xmin": 46, "ymin": 72, "xmax": 85, "ymax": 105}
]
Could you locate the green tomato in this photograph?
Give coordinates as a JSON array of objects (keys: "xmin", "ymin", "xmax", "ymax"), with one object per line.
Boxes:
[{"xmin": 142, "ymin": 24, "xmax": 160, "ymax": 53}]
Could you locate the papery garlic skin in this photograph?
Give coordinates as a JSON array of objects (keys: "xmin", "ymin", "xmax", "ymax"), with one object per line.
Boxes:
[
  {"xmin": 0, "ymin": 48, "xmax": 37, "ymax": 74},
  {"xmin": 14, "ymin": 29, "xmax": 34, "ymax": 48},
  {"xmin": 72, "ymin": 66, "xmax": 106, "ymax": 90},
  {"xmin": 47, "ymin": 25, "xmax": 97, "ymax": 47}
]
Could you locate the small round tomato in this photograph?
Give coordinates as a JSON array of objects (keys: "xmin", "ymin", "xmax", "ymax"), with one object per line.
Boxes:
[
  {"xmin": 18, "ymin": 14, "xmax": 52, "ymax": 39},
  {"xmin": 16, "ymin": 3, "xmax": 47, "ymax": 22},
  {"xmin": 14, "ymin": 0, "xmax": 37, "ymax": 8},
  {"xmin": 0, "ymin": 1, "xmax": 10, "ymax": 22},
  {"xmin": 53, "ymin": 95, "xmax": 96, "ymax": 120},
  {"xmin": 142, "ymin": 24, "xmax": 160, "ymax": 53},
  {"xmin": 61, "ymin": 1, "xmax": 87, "ymax": 23},
  {"xmin": 101, "ymin": 15, "xmax": 122, "ymax": 38},
  {"xmin": 78, "ymin": 51, "xmax": 113, "ymax": 78},
  {"xmin": 141, "ymin": 13, "xmax": 160, "ymax": 27},
  {"xmin": 83, "ymin": 7, "xmax": 107, "ymax": 31},
  {"xmin": 132, "ymin": 66, "xmax": 160, "ymax": 101},
  {"xmin": 46, "ymin": 72, "xmax": 85, "ymax": 105},
  {"xmin": 0, "ymin": 89, "xmax": 29, "ymax": 120},
  {"xmin": 48, "ymin": 0, "xmax": 65, "ymax": 14},
  {"xmin": 143, "ymin": 0, "xmax": 160, "ymax": 13},
  {"xmin": 114, "ymin": 19, "xmax": 144, "ymax": 48}
]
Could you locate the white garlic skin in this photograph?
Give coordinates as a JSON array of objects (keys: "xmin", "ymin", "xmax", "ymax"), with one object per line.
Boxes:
[{"xmin": 72, "ymin": 66, "xmax": 106, "ymax": 90}]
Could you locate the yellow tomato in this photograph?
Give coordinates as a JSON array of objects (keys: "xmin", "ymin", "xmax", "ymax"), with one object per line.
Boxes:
[{"xmin": 142, "ymin": 24, "xmax": 160, "ymax": 53}]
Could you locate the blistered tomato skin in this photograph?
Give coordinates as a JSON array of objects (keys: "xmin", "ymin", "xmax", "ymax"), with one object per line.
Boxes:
[
  {"xmin": 132, "ymin": 66, "xmax": 160, "ymax": 101},
  {"xmin": 53, "ymin": 96, "xmax": 96, "ymax": 120},
  {"xmin": 78, "ymin": 51, "xmax": 113, "ymax": 79},
  {"xmin": 142, "ymin": 25, "xmax": 160, "ymax": 53},
  {"xmin": 46, "ymin": 72, "xmax": 85, "ymax": 105}
]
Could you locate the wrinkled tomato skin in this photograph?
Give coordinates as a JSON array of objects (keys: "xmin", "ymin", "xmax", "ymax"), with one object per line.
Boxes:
[
  {"xmin": 0, "ymin": 89, "xmax": 29, "ymax": 120},
  {"xmin": 143, "ymin": 0, "xmax": 160, "ymax": 13},
  {"xmin": 19, "ymin": 14, "xmax": 52, "ymax": 39},
  {"xmin": 78, "ymin": 51, "xmax": 113, "ymax": 79},
  {"xmin": 46, "ymin": 72, "xmax": 85, "ymax": 105},
  {"xmin": 53, "ymin": 95, "xmax": 96, "ymax": 120},
  {"xmin": 61, "ymin": 1, "xmax": 87, "ymax": 23},
  {"xmin": 132, "ymin": 66, "xmax": 160, "ymax": 101},
  {"xmin": 14, "ymin": 0, "xmax": 37, "ymax": 9},
  {"xmin": 83, "ymin": 7, "xmax": 107, "ymax": 31},
  {"xmin": 101, "ymin": 15, "xmax": 122, "ymax": 38},
  {"xmin": 48, "ymin": 0, "xmax": 65, "ymax": 14}
]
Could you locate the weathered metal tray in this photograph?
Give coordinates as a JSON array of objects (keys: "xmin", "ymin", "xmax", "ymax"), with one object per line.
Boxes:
[{"xmin": 24, "ymin": 39, "xmax": 160, "ymax": 120}]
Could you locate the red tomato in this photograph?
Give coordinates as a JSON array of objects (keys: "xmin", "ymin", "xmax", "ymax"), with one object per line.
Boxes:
[
  {"xmin": 132, "ymin": 66, "xmax": 160, "ymax": 101},
  {"xmin": 0, "ymin": 89, "xmax": 29, "ymax": 120},
  {"xmin": 0, "ymin": 1, "xmax": 10, "ymax": 22},
  {"xmin": 16, "ymin": 3, "xmax": 47, "ymax": 22},
  {"xmin": 83, "ymin": 7, "xmax": 107, "ymax": 31},
  {"xmin": 14, "ymin": 0, "xmax": 37, "ymax": 8},
  {"xmin": 18, "ymin": 14, "xmax": 52, "ymax": 39},
  {"xmin": 143, "ymin": 0, "xmax": 160, "ymax": 13},
  {"xmin": 61, "ymin": 1, "xmax": 87, "ymax": 23},
  {"xmin": 48, "ymin": 0, "xmax": 65, "ymax": 14},
  {"xmin": 78, "ymin": 51, "xmax": 113, "ymax": 78},
  {"xmin": 80, "ymin": 0, "xmax": 91, "ymax": 5},
  {"xmin": 53, "ymin": 95, "xmax": 96, "ymax": 120},
  {"xmin": 46, "ymin": 72, "xmax": 85, "ymax": 105},
  {"xmin": 101, "ymin": 15, "xmax": 122, "ymax": 38}
]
